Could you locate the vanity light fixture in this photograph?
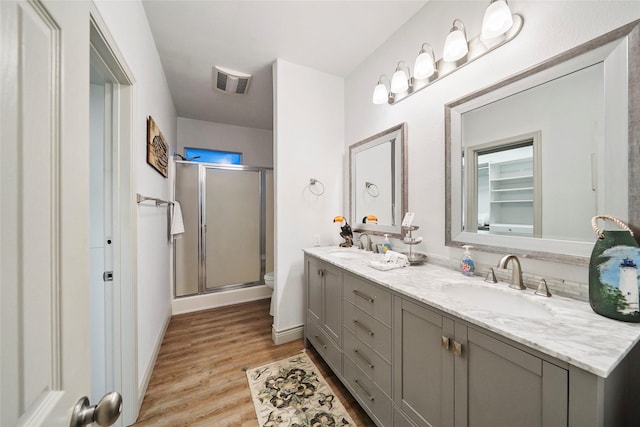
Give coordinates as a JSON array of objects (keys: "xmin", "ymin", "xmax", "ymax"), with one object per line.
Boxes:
[
  {"xmin": 413, "ymin": 43, "xmax": 437, "ymax": 80},
  {"xmin": 443, "ymin": 19, "xmax": 469, "ymax": 62},
  {"xmin": 372, "ymin": 75, "xmax": 391, "ymax": 104},
  {"xmin": 390, "ymin": 61, "xmax": 412, "ymax": 94},
  {"xmin": 482, "ymin": 0, "xmax": 514, "ymax": 39},
  {"xmin": 372, "ymin": 3, "xmax": 523, "ymax": 105}
]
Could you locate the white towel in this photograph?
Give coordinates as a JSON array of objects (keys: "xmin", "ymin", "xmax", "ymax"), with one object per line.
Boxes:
[
  {"xmin": 368, "ymin": 261, "xmax": 405, "ymax": 271},
  {"xmin": 383, "ymin": 250, "xmax": 410, "ymax": 266},
  {"xmin": 170, "ymin": 201, "xmax": 185, "ymax": 236},
  {"xmin": 368, "ymin": 250, "xmax": 410, "ymax": 271}
]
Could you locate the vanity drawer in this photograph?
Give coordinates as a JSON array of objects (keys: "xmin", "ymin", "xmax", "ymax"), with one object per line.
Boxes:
[
  {"xmin": 344, "ymin": 273, "xmax": 392, "ymax": 326},
  {"xmin": 344, "ymin": 354, "xmax": 393, "ymax": 427},
  {"xmin": 343, "ymin": 301, "xmax": 391, "ymax": 363},
  {"xmin": 343, "ymin": 328, "xmax": 392, "ymax": 397},
  {"xmin": 306, "ymin": 317, "xmax": 342, "ymax": 375}
]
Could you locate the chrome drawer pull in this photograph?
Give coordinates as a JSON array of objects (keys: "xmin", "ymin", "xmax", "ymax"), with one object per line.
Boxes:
[
  {"xmin": 354, "ymin": 379, "xmax": 375, "ymax": 401},
  {"xmin": 314, "ymin": 334, "xmax": 327, "ymax": 349},
  {"xmin": 353, "ymin": 320, "xmax": 374, "ymax": 336},
  {"xmin": 354, "ymin": 349, "xmax": 374, "ymax": 369},
  {"xmin": 353, "ymin": 289, "xmax": 374, "ymax": 303}
]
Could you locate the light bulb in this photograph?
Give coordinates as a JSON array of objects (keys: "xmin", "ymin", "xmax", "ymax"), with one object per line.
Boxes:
[
  {"xmin": 414, "ymin": 50, "xmax": 435, "ymax": 80},
  {"xmin": 482, "ymin": 0, "xmax": 514, "ymax": 39},
  {"xmin": 391, "ymin": 68, "xmax": 409, "ymax": 94},
  {"xmin": 372, "ymin": 83, "xmax": 389, "ymax": 104},
  {"xmin": 443, "ymin": 28, "xmax": 468, "ymax": 62}
]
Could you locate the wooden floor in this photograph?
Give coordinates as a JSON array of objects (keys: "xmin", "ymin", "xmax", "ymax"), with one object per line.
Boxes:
[{"xmin": 133, "ymin": 299, "xmax": 375, "ymax": 426}]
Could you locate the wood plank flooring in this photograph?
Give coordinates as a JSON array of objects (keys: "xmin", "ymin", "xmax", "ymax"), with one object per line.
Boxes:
[{"xmin": 133, "ymin": 299, "xmax": 375, "ymax": 426}]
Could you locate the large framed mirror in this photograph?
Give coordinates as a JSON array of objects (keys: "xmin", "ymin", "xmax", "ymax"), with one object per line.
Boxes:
[
  {"xmin": 350, "ymin": 123, "xmax": 408, "ymax": 237},
  {"xmin": 446, "ymin": 20, "xmax": 639, "ymax": 264}
]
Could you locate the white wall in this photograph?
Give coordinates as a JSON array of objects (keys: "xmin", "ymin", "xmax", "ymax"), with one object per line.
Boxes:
[
  {"xmin": 273, "ymin": 59, "xmax": 344, "ymax": 336},
  {"xmin": 93, "ymin": 0, "xmax": 177, "ymax": 392},
  {"xmin": 177, "ymin": 117, "xmax": 273, "ymax": 167},
  {"xmin": 345, "ymin": 1, "xmax": 640, "ymax": 289},
  {"xmin": 355, "ymin": 142, "xmax": 393, "ymax": 225}
]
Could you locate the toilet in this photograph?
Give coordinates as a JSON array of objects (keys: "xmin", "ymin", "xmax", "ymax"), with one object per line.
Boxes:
[{"xmin": 264, "ymin": 272, "xmax": 275, "ymax": 316}]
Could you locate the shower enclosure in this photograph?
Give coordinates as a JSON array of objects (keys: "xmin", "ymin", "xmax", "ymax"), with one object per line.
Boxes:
[{"xmin": 174, "ymin": 161, "xmax": 274, "ymax": 297}]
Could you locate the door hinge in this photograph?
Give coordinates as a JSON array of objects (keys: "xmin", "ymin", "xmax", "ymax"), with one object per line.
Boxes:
[{"xmin": 103, "ymin": 271, "xmax": 114, "ymax": 282}]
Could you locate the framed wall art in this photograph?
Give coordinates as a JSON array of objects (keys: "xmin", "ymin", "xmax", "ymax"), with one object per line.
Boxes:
[{"xmin": 147, "ymin": 116, "xmax": 168, "ymax": 177}]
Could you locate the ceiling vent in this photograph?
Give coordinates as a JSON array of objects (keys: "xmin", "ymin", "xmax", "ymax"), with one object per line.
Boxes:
[{"xmin": 214, "ymin": 66, "xmax": 252, "ymax": 95}]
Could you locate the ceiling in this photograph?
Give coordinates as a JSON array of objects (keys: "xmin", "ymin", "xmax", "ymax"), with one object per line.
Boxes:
[{"xmin": 142, "ymin": 1, "xmax": 427, "ymax": 130}]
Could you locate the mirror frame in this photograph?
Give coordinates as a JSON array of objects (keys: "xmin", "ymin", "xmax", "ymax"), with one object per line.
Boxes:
[
  {"xmin": 445, "ymin": 19, "xmax": 640, "ymax": 265},
  {"xmin": 350, "ymin": 122, "xmax": 408, "ymax": 238}
]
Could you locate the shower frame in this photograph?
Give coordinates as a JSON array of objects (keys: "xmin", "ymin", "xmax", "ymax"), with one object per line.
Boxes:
[{"xmin": 173, "ymin": 160, "xmax": 273, "ymax": 297}]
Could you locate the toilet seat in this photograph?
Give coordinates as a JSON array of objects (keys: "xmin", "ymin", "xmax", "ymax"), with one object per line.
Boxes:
[
  {"xmin": 264, "ymin": 272, "xmax": 275, "ymax": 316},
  {"xmin": 264, "ymin": 271, "xmax": 274, "ymax": 289}
]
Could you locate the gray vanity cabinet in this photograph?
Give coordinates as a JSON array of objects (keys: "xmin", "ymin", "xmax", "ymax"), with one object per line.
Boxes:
[
  {"xmin": 342, "ymin": 272, "xmax": 395, "ymax": 427},
  {"xmin": 304, "ymin": 255, "xmax": 343, "ymax": 373},
  {"xmin": 393, "ymin": 297, "xmax": 455, "ymax": 427},
  {"xmin": 304, "ymin": 252, "xmax": 640, "ymax": 427},
  {"xmin": 454, "ymin": 325, "xmax": 568, "ymax": 427},
  {"xmin": 393, "ymin": 296, "xmax": 569, "ymax": 427}
]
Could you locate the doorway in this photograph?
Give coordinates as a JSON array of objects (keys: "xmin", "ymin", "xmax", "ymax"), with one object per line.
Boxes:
[{"xmin": 89, "ymin": 10, "xmax": 138, "ymax": 425}]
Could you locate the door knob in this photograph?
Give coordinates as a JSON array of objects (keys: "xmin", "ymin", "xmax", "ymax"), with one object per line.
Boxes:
[{"xmin": 70, "ymin": 391, "xmax": 122, "ymax": 427}]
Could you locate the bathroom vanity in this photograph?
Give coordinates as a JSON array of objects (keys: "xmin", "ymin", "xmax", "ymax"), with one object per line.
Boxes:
[{"xmin": 303, "ymin": 247, "xmax": 640, "ymax": 427}]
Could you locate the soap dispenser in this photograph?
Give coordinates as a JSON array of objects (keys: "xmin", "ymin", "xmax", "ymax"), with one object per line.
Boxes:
[
  {"xmin": 382, "ymin": 234, "xmax": 392, "ymax": 252},
  {"xmin": 461, "ymin": 245, "xmax": 475, "ymax": 276}
]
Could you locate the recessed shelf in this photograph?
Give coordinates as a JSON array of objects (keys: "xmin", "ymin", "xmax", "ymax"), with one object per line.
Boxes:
[
  {"xmin": 491, "ymin": 200, "xmax": 534, "ymax": 204},
  {"xmin": 490, "ymin": 175, "xmax": 533, "ymax": 182},
  {"xmin": 492, "ymin": 187, "xmax": 534, "ymax": 192}
]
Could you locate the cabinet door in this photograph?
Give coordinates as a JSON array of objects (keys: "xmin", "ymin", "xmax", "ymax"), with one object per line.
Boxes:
[
  {"xmin": 454, "ymin": 326, "xmax": 568, "ymax": 427},
  {"xmin": 393, "ymin": 298, "xmax": 455, "ymax": 427},
  {"xmin": 306, "ymin": 256, "xmax": 322, "ymax": 323},
  {"xmin": 322, "ymin": 263, "xmax": 342, "ymax": 345}
]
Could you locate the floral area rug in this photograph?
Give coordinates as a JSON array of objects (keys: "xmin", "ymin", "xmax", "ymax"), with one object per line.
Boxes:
[{"xmin": 246, "ymin": 351, "xmax": 355, "ymax": 426}]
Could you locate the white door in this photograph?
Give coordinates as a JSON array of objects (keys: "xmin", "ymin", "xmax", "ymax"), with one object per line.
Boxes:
[{"xmin": 1, "ymin": 0, "xmax": 120, "ymax": 425}]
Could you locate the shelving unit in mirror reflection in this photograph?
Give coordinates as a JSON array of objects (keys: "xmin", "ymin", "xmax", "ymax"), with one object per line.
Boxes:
[{"xmin": 477, "ymin": 148, "xmax": 537, "ymax": 237}]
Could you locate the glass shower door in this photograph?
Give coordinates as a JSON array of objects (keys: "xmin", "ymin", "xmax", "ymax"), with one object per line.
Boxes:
[
  {"xmin": 175, "ymin": 162, "xmax": 200, "ymax": 296},
  {"xmin": 204, "ymin": 167, "xmax": 261, "ymax": 289}
]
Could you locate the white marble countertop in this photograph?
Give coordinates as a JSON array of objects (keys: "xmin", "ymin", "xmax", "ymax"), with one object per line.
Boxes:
[{"xmin": 303, "ymin": 246, "xmax": 640, "ymax": 378}]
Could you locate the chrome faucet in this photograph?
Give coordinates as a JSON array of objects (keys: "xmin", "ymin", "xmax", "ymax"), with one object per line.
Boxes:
[
  {"xmin": 357, "ymin": 233, "xmax": 373, "ymax": 251},
  {"xmin": 497, "ymin": 255, "xmax": 526, "ymax": 290}
]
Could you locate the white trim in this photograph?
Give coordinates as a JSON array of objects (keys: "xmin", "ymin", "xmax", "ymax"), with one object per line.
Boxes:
[
  {"xmin": 272, "ymin": 324, "xmax": 305, "ymax": 345},
  {"xmin": 89, "ymin": 4, "xmax": 138, "ymax": 426},
  {"xmin": 137, "ymin": 306, "xmax": 171, "ymax": 404},
  {"xmin": 16, "ymin": 391, "xmax": 64, "ymax": 426},
  {"xmin": 172, "ymin": 285, "xmax": 272, "ymax": 315}
]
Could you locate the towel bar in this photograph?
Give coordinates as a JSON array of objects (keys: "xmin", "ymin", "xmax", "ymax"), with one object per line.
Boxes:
[{"xmin": 136, "ymin": 193, "xmax": 173, "ymax": 206}]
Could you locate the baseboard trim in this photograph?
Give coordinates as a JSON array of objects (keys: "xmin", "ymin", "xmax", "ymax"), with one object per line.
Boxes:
[
  {"xmin": 272, "ymin": 324, "xmax": 304, "ymax": 345},
  {"xmin": 171, "ymin": 285, "xmax": 272, "ymax": 315},
  {"xmin": 138, "ymin": 306, "xmax": 171, "ymax": 404}
]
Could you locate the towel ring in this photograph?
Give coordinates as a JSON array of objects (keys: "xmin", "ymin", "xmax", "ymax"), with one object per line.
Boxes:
[
  {"xmin": 365, "ymin": 182, "xmax": 379, "ymax": 197},
  {"xmin": 309, "ymin": 178, "xmax": 325, "ymax": 196}
]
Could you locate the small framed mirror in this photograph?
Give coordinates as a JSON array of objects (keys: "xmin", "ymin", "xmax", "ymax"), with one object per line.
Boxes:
[{"xmin": 349, "ymin": 123, "xmax": 407, "ymax": 237}]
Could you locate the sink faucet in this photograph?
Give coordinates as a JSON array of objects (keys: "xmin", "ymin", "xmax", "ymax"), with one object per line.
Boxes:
[
  {"xmin": 357, "ymin": 233, "xmax": 373, "ymax": 251},
  {"xmin": 497, "ymin": 255, "xmax": 526, "ymax": 290}
]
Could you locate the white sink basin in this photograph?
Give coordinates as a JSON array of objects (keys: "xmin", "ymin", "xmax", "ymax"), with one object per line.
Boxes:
[
  {"xmin": 442, "ymin": 284, "xmax": 553, "ymax": 319},
  {"xmin": 328, "ymin": 248, "xmax": 369, "ymax": 260}
]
